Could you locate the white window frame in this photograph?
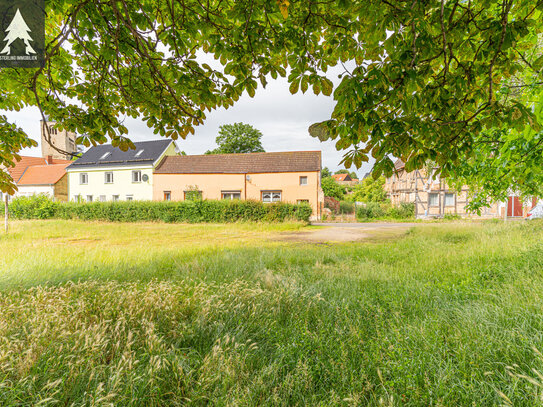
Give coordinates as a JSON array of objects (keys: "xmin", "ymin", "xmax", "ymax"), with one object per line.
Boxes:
[
  {"xmin": 104, "ymin": 172, "xmax": 113, "ymax": 184},
  {"xmin": 297, "ymin": 199, "xmax": 309, "ymax": 204},
  {"xmin": 132, "ymin": 170, "xmax": 142, "ymax": 183},
  {"xmin": 444, "ymin": 193, "xmax": 455, "ymax": 207},
  {"xmin": 99, "ymin": 152, "xmax": 111, "ymax": 160},
  {"xmin": 80, "ymin": 173, "xmax": 88, "ymax": 185},
  {"xmin": 99, "ymin": 195, "xmax": 106, "ymax": 202},
  {"xmin": 135, "ymin": 149, "xmax": 144, "ymax": 157},
  {"xmin": 428, "ymin": 193, "xmax": 439, "ymax": 207},
  {"xmin": 164, "ymin": 191, "xmax": 171, "ymax": 201},
  {"xmin": 86, "ymin": 195, "xmax": 93, "ymax": 202},
  {"xmin": 126, "ymin": 195, "xmax": 134, "ymax": 201},
  {"xmin": 299, "ymin": 176, "xmax": 308, "ymax": 186},
  {"xmin": 221, "ymin": 191, "xmax": 241, "ymax": 200},
  {"xmin": 112, "ymin": 195, "xmax": 119, "ymax": 202},
  {"xmin": 262, "ymin": 191, "xmax": 282, "ymax": 203}
]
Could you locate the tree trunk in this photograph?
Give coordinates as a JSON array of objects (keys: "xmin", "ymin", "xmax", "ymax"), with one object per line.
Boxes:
[{"xmin": 4, "ymin": 194, "xmax": 8, "ymax": 234}]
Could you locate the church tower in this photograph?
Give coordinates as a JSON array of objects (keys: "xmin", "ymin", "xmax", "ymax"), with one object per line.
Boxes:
[{"xmin": 40, "ymin": 120, "xmax": 78, "ymax": 160}]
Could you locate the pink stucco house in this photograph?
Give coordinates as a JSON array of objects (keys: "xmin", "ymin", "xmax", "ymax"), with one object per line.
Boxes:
[{"xmin": 153, "ymin": 151, "xmax": 324, "ymax": 219}]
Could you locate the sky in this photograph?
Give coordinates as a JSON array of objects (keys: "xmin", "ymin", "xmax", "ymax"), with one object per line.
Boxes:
[{"xmin": 3, "ymin": 67, "xmax": 374, "ymax": 178}]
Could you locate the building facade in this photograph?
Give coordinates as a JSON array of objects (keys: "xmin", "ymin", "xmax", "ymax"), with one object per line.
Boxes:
[
  {"xmin": 66, "ymin": 140, "xmax": 179, "ymax": 202},
  {"xmin": 41, "ymin": 120, "xmax": 79, "ymax": 160},
  {"xmin": 153, "ymin": 151, "xmax": 324, "ymax": 218},
  {"xmin": 385, "ymin": 159, "xmax": 537, "ymax": 218}
]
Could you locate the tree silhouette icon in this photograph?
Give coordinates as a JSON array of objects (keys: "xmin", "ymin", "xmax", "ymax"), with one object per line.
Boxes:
[{"xmin": 1, "ymin": 9, "xmax": 35, "ymax": 55}]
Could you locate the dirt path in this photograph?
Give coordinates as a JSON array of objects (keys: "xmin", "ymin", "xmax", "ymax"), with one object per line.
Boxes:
[{"xmin": 278, "ymin": 223, "xmax": 417, "ymax": 243}]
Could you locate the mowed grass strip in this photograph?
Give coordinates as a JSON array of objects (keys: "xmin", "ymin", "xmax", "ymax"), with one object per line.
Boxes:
[{"xmin": 1, "ymin": 220, "xmax": 543, "ymax": 405}]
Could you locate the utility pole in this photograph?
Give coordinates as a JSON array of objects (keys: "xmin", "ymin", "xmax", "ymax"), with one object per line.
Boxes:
[{"xmin": 4, "ymin": 194, "xmax": 8, "ymax": 234}]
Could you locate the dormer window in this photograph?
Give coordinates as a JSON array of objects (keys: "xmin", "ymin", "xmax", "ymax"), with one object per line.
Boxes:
[
  {"xmin": 100, "ymin": 152, "xmax": 111, "ymax": 160},
  {"xmin": 135, "ymin": 149, "xmax": 144, "ymax": 157}
]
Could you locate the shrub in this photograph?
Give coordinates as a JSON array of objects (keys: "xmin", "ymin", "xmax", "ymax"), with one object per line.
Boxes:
[
  {"xmin": 356, "ymin": 202, "xmax": 414, "ymax": 220},
  {"xmin": 5, "ymin": 196, "xmax": 312, "ymax": 223},
  {"xmin": 339, "ymin": 201, "xmax": 355, "ymax": 214}
]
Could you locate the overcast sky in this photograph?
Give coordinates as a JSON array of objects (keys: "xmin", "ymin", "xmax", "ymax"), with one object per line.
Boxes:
[{"xmin": 3, "ymin": 66, "xmax": 374, "ymax": 177}]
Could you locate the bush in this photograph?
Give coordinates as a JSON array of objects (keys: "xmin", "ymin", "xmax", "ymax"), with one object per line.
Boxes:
[
  {"xmin": 5, "ymin": 196, "xmax": 313, "ymax": 223},
  {"xmin": 339, "ymin": 201, "xmax": 355, "ymax": 214},
  {"xmin": 356, "ymin": 202, "xmax": 414, "ymax": 220}
]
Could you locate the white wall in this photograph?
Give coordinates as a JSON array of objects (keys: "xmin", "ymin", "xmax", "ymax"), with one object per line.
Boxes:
[
  {"xmin": 67, "ymin": 166, "xmax": 154, "ymax": 201},
  {"xmin": 13, "ymin": 186, "xmax": 55, "ymax": 198}
]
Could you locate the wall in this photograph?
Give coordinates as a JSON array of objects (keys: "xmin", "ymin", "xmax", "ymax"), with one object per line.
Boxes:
[
  {"xmin": 41, "ymin": 121, "xmax": 77, "ymax": 160},
  {"xmin": 14, "ymin": 185, "xmax": 55, "ymax": 198},
  {"xmin": 153, "ymin": 171, "xmax": 323, "ymax": 216},
  {"xmin": 385, "ymin": 168, "xmax": 501, "ymax": 218},
  {"xmin": 54, "ymin": 174, "xmax": 68, "ymax": 202},
  {"xmin": 67, "ymin": 166, "xmax": 154, "ymax": 201}
]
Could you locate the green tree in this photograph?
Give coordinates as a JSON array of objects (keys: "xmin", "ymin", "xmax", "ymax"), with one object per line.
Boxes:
[
  {"xmin": 0, "ymin": 0, "xmax": 542, "ymax": 202},
  {"xmin": 321, "ymin": 167, "xmax": 332, "ymax": 178},
  {"xmin": 206, "ymin": 123, "xmax": 264, "ymax": 154},
  {"xmin": 321, "ymin": 177, "xmax": 345, "ymax": 200},
  {"xmin": 350, "ymin": 176, "xmax": 388, "ymax": 203}
]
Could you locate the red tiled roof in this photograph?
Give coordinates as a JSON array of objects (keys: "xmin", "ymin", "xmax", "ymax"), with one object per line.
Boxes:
[
  {"xmin": 154, "ymin": 151, "xmax": 322, "ymax": 174},
  {"xmin": 8, "ymin": 156, "xmax": 72, "ymax": 183},
  {"xmin": 332, "ymin": 173, "xmax": 351, "ymax": 181},
  {"xmin": 17, "ymin": 163, "xmax": 70, "ymax": 186}
]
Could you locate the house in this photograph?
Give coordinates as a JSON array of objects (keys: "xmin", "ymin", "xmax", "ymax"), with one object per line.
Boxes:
[
  {"xmin": 2, "ymin": 155, "xmax": 73, "ymax": 201},
  {"xmin": 385, "ymin": 159, "xmax": 535, "ymax": 218},
  {"xmin": 332, "ymin": 173, "xmax": 358, "ymax": 186},
  {"xmin": 66, "ymin": 140, "xmax": 179, "ymax": 202},
  {"xmin": 153, "ymin": 151, "xmax": 324, "ymax": 218}
]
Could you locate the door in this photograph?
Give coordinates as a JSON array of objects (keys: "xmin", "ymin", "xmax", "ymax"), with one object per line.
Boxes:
[{"xmin": 507, "ymin": 196, "xmax": 523, "ymax": 217}]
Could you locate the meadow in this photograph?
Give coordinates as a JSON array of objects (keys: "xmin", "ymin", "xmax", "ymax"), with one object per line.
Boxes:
[{"xmin": 1, "ymin": 219, "xmax": 543, "ymax": 406}]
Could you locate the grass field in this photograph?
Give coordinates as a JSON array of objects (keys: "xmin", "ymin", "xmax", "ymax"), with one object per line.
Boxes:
[{"xmin": 2, "ymin": 220, "xmax": 543, "ymax": 405}]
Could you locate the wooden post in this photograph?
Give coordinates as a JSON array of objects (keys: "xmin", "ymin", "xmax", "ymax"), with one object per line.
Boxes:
[
  {"xmin": 504, "ymin": 198, "xmax": 508, "ymax": 223},
  {"xmin": 4, "ymin": 194, "xmax": 8, "ymax": 234}
]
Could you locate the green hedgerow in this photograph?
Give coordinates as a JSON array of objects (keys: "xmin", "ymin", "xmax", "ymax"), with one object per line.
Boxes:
[{"xmin": 4, "ymin": 195, "xmax": 312, "ymax": 223}]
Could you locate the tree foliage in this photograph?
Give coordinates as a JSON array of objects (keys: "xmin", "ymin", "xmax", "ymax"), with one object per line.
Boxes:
[
  {"xmin": 0, "ymin": 0, "xmax": 542, "ymax": 202},
  {"xmin": 206, "ymin": 123, "xmax": 265, "ymax": 154},
  {"xmin": 349, "ymin": 176, "xmax": 388, "ymax": 203},
  {"xmin": 321, "ymin": 177, "xmax": 345, "ymax": 200}
]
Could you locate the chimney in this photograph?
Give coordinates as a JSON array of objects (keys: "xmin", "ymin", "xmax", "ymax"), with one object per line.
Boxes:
[{"xmin": 47, "ymin": 155, "xmax": 53, "ymax": 164}]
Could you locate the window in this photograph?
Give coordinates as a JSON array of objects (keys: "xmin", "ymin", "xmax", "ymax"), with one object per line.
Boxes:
[
  {"xmin": 164, "ymin": 191, "xmax": 171, "ymax": 201},
  {"xmin": 79, "ymin": 173, "xmax": 88, "ymax": 185},
  {"xmin": 444, "ymin": 193, "xmax": 455, "ymax": 207},
  {"xmin": 297, "ymin": 199, "xmax": 309, "ymax": 204},
  {"xmin": 104, "ymin": 172, "xmax": 113, "ymax": 184},
  {"xmin": 262, "ymin": 191, "xmax": 281, "ymax": 203},
  {"xmin": 99, "ymin": 195, "xmax": 106, "ymax": 202},
  {"xmin": 428, "ymin": 193, "xmax": 439, "ymax": 207},
  {"xmin": 112, "ymin": 195, "xmax": 119, "ymax": 202},
  {"xmin": 126, "ymin": 195, "xmax": 133, "ymax": 201},
  {"xmin": 135, "ymin": 149, "xmax": 144, "ymax": 157},
  {"xmin": 299, "ymin": 176, "xmax": 308, "ymax": 186},
  {"xmin": 132, "ymin": 170, "xmax": 142, "ymax": 183},
  {"xmin": 99, "ymin": 152, "xmax": 111, "ymax": 160},
  {"xmin": 86, "ymin": 195, "xmax": 93, "ymax": 202},
  {"xmin": 184, "ymin": 190, "xmax": 202, "ymax": 201},
  {"xmin": 222, "ymin": 191, "xmax": 241, "ymax": 200}
]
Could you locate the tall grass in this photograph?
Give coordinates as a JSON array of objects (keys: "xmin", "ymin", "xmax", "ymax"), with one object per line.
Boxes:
[{"xmin": 1, "ymin": 220, "xmax": 543, "ymax": 405}]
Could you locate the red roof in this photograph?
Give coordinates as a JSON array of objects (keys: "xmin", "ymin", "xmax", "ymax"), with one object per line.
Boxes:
[
  {"xmin": 155, "ymin": 151, "xmax": 321, "ymax": 174},
  {"xmin": 332, "ymin": 173, "xmax": 352, "ymax": 181},
  {"xmin": 18, "ymin": 163, "xmax": 70, "ymax": 186},
  {"xmin": 8, "ymin": 156, "xmax": 72, "ymax": 183}
]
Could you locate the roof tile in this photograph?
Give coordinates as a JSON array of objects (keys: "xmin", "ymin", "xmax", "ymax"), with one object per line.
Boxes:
[{"xmin": 155, "ymin": 151, "xmax": 321, "ymax": 174}]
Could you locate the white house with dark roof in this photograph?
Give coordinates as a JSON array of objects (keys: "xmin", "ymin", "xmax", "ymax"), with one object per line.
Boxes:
[{"xmin": 66, "ymin": 140, "xmax": 179, "ymax": 202}]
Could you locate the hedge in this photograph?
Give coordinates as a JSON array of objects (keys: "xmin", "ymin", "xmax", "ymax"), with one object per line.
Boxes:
[
  {"xmin": 4, "ymin": 195, "xmax": 313, "ymax": 223},
  {"xmin": 356, "ymin": 202, "xmax": 415, "ymax": 220}
]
